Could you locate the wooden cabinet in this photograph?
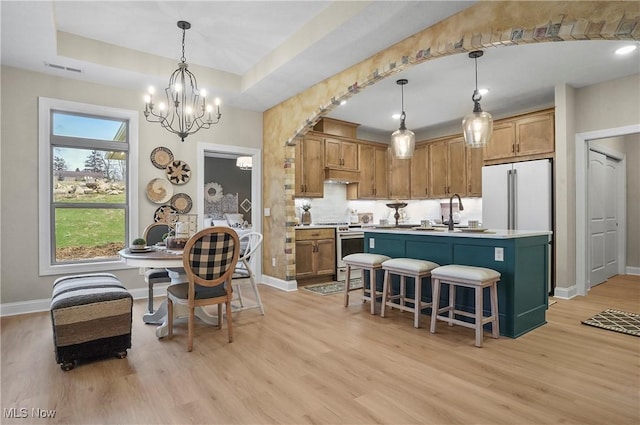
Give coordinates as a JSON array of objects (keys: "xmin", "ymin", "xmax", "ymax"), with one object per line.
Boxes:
[
  {"xmin": 429, "ymin": 137, "xmax": 466, "ymax": 198},
  {"xmin": 388, "ymin": 152, "xmax": 411, "ymax": 200},
  {"xmin": 466, "ymin": 145, "xmax": 483, "ymax": 197},
  {"xmin": 295, "ymin": 228, "xmax": 335, "ymax": 280},
  {"xmin": 484, "ymin": 109, "xmax": 554, "ymax": 163},
  {"xmin": 325, "ymin": 137, "xmax": 359, "ymax": 171},
  {"xmin": 410, "ymin": 144, "xmax": 429, "ymax": 199},
  {"xmin": 348, "ymin": 143, "xmax": 387, "ymax": 199},
  {"xmin": 295, "ymin": 135, "xmax": 324, "ymax": 198}
]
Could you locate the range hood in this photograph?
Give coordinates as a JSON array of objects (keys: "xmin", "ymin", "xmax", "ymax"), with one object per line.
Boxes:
[{"xmin": 324, "ymin": 168, "xmax": 360, "ymax": 184}]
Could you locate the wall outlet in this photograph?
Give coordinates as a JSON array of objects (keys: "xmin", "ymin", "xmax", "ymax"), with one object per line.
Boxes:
[
  {"xmin": 495, "ymin": 247, "xmax": 504, "ymax": 262},
  {"xmin": 369, "ymin": 238, "xmax": 375, "ymax": 249},
  {"xmin": 272, "ymin": 257, "xmax": 276, "ymax": 267}
]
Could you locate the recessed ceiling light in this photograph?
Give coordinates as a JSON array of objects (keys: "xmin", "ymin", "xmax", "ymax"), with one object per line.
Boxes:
[
  {"xmin": 478, "ymin": 88, "xmax": 489, "ymax": 96},
  {"xmin": 340, "ymin": 100, "xmax": 347, "ymax": 105},
  {"xmin": 615, "ymin": 45, "xmax": 637, "ymax": 55},
  {"xmin": 392, "ymin": 113, "xmax": 401, "ymax": 120}
]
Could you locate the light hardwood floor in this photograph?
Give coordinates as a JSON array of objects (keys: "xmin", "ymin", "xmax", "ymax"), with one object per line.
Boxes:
[{"xmin": 2, "ymin": 275, "xmax": 639, "ymax": 424}]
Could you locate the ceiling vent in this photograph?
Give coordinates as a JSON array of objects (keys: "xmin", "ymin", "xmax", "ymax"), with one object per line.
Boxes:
[{"xmin": 44, "ymin": 62, "xmax": 82, "ymax": 73}]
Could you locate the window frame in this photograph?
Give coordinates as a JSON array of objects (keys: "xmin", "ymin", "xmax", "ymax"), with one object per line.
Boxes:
[{"xmin": 38, "ymin": 97, "xmax": 138, "ymax": 276}]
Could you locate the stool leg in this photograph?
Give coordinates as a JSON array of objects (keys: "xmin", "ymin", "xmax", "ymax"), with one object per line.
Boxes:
[
  {"xmin": 369, "ymin": 268, "xmax": 377, "ymax": 314},
  {"xmin": 430, "ymin": 278, "xmax": 441, "ymax": 334},
  {"xmin": 475, "ymin": 286, "xmax": 483, "ymax": 347},
  {"xmin": 448, "ymin": 283, "xmax": 455, "ymax": 327},
  {"xmin": 381, "ymin": 270, "xmax": 389, "ymax": 317},
  {"xmin": 490, "ymin": 282, "xmax": 500, "ymax": 339},
  {"xmin": 400, "ymin": 275, "xmax": 406, "ymax": 309},
  {"xmin": 344, "ymin": 265, "xmax": 352, "ymax": 307},
  {"xmin": 414, "ymin": 275, "xmax": 421, "ymax": 328}
]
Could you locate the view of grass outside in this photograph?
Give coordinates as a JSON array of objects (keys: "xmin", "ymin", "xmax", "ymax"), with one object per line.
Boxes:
[{"xmin": 54, "ymin": 180, "xmax": 126, "ymax": 262}]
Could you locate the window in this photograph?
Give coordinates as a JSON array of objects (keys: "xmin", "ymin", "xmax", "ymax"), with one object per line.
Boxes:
[{"xmin": 39, "ymin": 98, "xmax": 138, "ymax": 275}]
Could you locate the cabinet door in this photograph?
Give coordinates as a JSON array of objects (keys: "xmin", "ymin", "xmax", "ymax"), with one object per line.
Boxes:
[
  {"xmin": 295, "ymin": 240, "xmax": 316, "ymax": 278},
  {"xmin": 324, "ymin": 138, "xmax": 342, "ymax": 169},
  {"xmin": 341, "ymin": 140, "xmax": 359, "ymax": 171},
  {"xmin": 358, "ymin": 144, "xmax": 375, "ymax": 199},
  {"xmin": 516, "ymin": 112, "xmax": 554, "ymax": 156},
  {"xmin": 467, "ymin": 145, "xmax": 483, "ymax": 196},
  {"xmin": 296, "ymin": 135, "xmax": 324, "ymax": 197},
  {"xmin": 315, "ymin": 239, "xmax": 336, "ymax": 276},
  {"xmin": 484, "ymin": 121, "xmax": 516, "ymax": 161},
  {"xmin": 410, "ymin": 144, "xmax": 429, "ymax": 199},
  {"xmin": 388, "ymin": 152, "xmax": 411, "ymax": 200},
  {"xmin": 447, "ymin": 137, "xmax": 467, "ymax": 195},
  {"xmin": 429, "ymin": 140, "xmax": 448, "ymax": 198},
  {"xmin": 373, "ymin": 146, "xmax": 388, "ymax": 199}
]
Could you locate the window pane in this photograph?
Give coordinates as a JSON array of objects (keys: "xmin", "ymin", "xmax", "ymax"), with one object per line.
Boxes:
[
  {"xmin": 53, "ymin": 147, "xmax": 127, "ymax": 203},
  {"xmin": 53, "ymin": 111, "xmax": 127, "ymax": 141},
  {"xmin": 54, "ymin": 208, "xmax": 125, "ymax": 262}
]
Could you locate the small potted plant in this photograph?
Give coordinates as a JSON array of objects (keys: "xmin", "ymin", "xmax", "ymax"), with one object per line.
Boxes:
[
  {"xmin": 131, "ymin": 238, "xmax": 146, "ymax": 250},
  {"xmin": 301, "ymin": 202, "xmax": 312, "ymax": 225}
]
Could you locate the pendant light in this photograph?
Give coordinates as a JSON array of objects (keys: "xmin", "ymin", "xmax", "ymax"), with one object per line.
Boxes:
[
  {"xmin": 143, "ymin": 21, "xmax": 221, "ymax": 142},
  {"xmin": 462, "ymin": 50, "xmax": 493, "ymax": 148},
  {"xmin": 390, "ymin": 79, "xmax": 415, "ymax": 159}
]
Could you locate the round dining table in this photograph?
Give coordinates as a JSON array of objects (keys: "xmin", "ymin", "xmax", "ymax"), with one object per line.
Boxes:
[{"xmin": 119, "ymin": 248, "xmax": 222, "ymax": 338}]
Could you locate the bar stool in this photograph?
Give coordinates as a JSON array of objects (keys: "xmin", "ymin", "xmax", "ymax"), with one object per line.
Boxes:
[
  {"xmin": 380, "ymin": 258, "xmax": 439, "ymax": 328},
  {"xmin": 343, "ymin": 253, "xmax": 391, "ymax": 314},
  {"xmin": 429, "ymin": 265, "xmax": 501, "ymax": 347}
]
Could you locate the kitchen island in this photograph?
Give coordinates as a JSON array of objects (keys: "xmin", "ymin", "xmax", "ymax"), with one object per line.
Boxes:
[{"xmin": 364, "ymin": 227, "xmax": 552, "ymax": 338}]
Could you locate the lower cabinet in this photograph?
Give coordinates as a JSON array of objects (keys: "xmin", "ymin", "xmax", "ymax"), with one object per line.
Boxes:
[{"xmin": 295, "ymin": 228, "xmax": 336, "ymax": 281}]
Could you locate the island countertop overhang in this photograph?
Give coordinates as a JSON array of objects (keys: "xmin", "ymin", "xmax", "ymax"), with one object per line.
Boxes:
[{"xmin": 363, "ymin": 227, "xmax": 552, "ymax": 239}]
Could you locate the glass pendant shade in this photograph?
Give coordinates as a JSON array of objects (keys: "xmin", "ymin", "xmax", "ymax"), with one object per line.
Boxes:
[
  {"xmin": 462, "ymin": 109, "xmax": 493, "ymax": 148},
  {"xmin": 390, "ymin": 124, "xmax": 415, "ymax": 159}
]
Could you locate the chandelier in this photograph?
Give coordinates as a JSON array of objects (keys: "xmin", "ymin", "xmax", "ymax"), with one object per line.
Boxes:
[
  {"xmin": 462, "ymin": 50, "xmax": 493, "ymax": 148},
  {"xmin": 390, "ymin": 79, "xmax": 415, "ymax": 159},
  {"xmin": 143, "ymin": 21, "xmax": 221, "ymax": 141}
]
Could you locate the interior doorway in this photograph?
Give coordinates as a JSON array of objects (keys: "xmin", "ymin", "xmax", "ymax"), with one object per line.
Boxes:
[{"xmin": 576, "ymin": 124, "xmax": 638, "ymax": 296}]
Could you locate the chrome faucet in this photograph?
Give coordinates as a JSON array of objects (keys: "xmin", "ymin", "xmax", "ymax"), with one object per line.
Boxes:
[{"xmin": 448, "ymin": 193, "xmax": 464, "ymax": 231}]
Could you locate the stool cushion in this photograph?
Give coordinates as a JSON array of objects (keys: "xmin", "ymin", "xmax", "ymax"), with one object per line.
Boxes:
[
  {"xmin": 432, "ymin": 264, "xmax": 500, "ymax": 281},
  {"xmin": 343, "ymin": 253, "xmax": 391, "ymax": 267},
  {"xmin": 382, "ymin": 258, "xmax": 439, "ymax": 274}
]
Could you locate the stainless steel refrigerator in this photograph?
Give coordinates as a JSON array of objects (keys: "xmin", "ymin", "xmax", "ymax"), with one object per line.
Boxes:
[{"xmin": 482, "ymin": 159, "xmax": 553, "ymax": 291}]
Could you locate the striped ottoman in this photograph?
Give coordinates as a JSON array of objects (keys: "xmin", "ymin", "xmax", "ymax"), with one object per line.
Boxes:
[{"xmin": 51, "ymin": 273, "xmax": 132, "ymax": 371}]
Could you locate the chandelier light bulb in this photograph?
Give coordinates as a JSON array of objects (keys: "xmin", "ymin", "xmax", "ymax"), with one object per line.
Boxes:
[
  {"xmin": 174, "ymin": 83, "xmax": 182, "ymax": 93},
  {"xmin": 144, "ymin": 94, "xmax": 151, "ymax": 103},
  {"xmin": 206, "ymin": 104, "xmax": 213, "ymax": 112},
  {"xmin": 214, "ymin": 98, "xmax": 221, "ymax": 106},
  {"xmin": 200, "ymin": 89, "xmax": 207, "ymax": 98},
  {"xmin": 159, "ymin": 102, "xmax": 166, "ymax": 111},
  {"xmin": 147, "ymin": 86, "xmax": 155, "ymax": 95}
]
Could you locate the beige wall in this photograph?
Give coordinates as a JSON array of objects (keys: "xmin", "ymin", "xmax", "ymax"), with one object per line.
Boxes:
[
  {"xmin": 263, "ymin": 1, "xmax": 640, "ymax": 286},
  {"xmin": 0, "ymin": 66, "xmax": 262, "ymax": 304}
]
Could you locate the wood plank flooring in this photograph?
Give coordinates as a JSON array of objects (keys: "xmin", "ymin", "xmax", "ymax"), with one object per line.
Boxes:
[{"xmin": 1, "ymin": 275, "xmax": 639, "ymax": 424}]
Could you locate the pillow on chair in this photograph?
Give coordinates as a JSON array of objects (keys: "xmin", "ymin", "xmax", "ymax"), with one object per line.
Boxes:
[{"xmin": 225, "ymin": 213, "xmax": 244, "ymax": 227}]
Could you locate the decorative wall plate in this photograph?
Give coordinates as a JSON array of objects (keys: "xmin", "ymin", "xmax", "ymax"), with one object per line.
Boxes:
[
  {"xmin": 150, "ymin": 147, "xmax": 174, "ymax": 169},
  {"xmin": 146, "ymin": 178, "xmax": 173, "ymax": 204},
  {"xmin": 166, "ymin": 160, "xmax": 191, "ymax": 184},
  {"xmin": 204, "ymin": 182, "xmax": 223, "ymax": 203},
  {"xmin": 170, "ymin": 193, "xmax": 193, "ymax": 214},
  {"xmin": 153, "ymin": 205, "xmax": 178, "ymax": 223}
]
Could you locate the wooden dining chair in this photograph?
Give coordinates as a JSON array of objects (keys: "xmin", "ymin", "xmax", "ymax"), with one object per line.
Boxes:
[{"xmin": 166, "ymin": 227, "xmax": 240, "ymax": 351}]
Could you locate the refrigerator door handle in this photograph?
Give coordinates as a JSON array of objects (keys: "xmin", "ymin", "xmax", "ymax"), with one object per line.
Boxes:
[
  {"xmin": 512, "ymin": 169, "xmax": 517, "ymax": 229},
  {"xmin": 507, "ymin": 169, "xmax": 516, "ymax": 230}
]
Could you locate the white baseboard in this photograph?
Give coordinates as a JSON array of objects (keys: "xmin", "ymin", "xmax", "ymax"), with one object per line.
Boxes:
[
  {"xmin": 0, "ymin": 284, "xmax": 170, "ymax": 317},
  {"xmin": 553, "ymin": 285, "xmax": 578, "ymax": 300},
  {"xmin": 261, "ymin": 274, "xmax": 298, "ymax": 291},
  {"xmin": 625, "ymin": 266, "xmax": 640, "ymax": 276}
]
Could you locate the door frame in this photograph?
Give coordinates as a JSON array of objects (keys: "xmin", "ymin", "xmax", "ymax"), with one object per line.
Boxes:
[
  {"xmin": 575, "ymin": 124, "xmax": 637, "ymax": 296},
  {"xmin": 197, "ymin": 142, "xmax": 262, "ymax": 280}
]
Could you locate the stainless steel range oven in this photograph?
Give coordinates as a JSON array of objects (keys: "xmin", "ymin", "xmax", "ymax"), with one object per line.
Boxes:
[{"xmin": 336, "ymin": 225, "xmax": 364, "ymax": 281}]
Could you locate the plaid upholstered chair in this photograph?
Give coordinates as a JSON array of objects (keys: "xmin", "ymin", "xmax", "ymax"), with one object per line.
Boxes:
[{"xmin": 166, "ymin": 227, "xmax": 240, "ymax": 351}]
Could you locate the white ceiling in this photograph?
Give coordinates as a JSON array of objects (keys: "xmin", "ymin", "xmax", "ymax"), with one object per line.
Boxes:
[{"xmin": 1, "ymin": 1, "xmax": 638, "ymax": 135}]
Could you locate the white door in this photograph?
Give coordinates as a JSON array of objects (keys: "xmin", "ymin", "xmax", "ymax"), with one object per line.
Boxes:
[{"xmin": 589, "ymin": 150, "xmax": 619, "ymax": 287}]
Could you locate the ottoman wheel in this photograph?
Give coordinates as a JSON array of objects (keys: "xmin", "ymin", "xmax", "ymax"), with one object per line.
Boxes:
[
  {"xmin": 115, "ymin": 350, "xmax": 128, "ymax": 359},
  {"xmin": 61, "ymin": 360, "xmax": 76, "ymax": 371}
]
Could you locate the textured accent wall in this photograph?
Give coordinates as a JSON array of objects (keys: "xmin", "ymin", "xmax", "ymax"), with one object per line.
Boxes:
[{"xmin": 262, "ymin": 1, "xmax": 640, "ymax": 283}]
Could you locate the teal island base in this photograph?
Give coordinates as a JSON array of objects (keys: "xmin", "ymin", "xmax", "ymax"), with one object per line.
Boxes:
[{"xmin": 364, "ymin": 228, "xmax": 551, "ymax": 338}]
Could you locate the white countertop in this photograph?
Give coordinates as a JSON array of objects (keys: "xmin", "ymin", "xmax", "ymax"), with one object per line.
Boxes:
[{"xmin": 363, "ymin": 227, "xmax": 552, "ymax": 239}]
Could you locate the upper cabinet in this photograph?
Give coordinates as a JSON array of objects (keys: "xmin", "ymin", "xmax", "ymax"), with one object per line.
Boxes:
[
  {"xmin": 484, "ymin": 109, "xmax": 555, "ymax": 164},
  {"xmin": 410, "ymin": 144, "xmax": 429, "ymax": 199},
  {"xmin": 388, "ymin": 152, "xmax": 411, "ymax": 200},
  {"xmin": 325, "ymin": 137, "xmax": 359, "ymax": 171},
  {"xmin": 348, "ymin": 143, "xmax": 387, "ymax": 199},
  {"xmin": 429, "ymin": 137, "xmax": 467, "ymax": 198},
  {"xmin": 466, "ymin": 144, "xmax": 483, "ymax": 197},
  {"xmin": 295, "ymin": 134, "xmax": 325, "ymax": 198}
]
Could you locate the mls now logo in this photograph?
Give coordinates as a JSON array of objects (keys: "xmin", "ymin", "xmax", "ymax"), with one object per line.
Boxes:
[{"xmin": 3, "ymin": 408, "xmax": 56, "ymax": 419}]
